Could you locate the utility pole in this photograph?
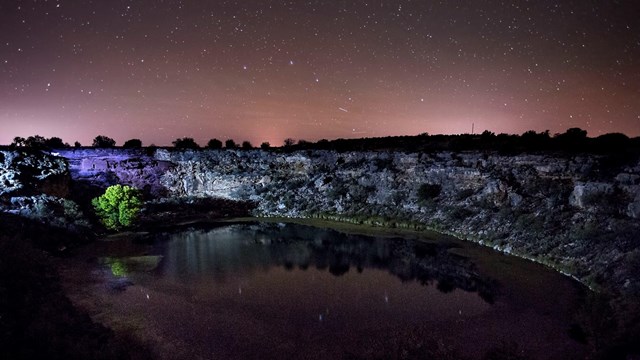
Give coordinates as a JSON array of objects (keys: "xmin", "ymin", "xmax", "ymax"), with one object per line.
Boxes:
[{"xmin": 472, "ymin": 123, "xmax": 474, "ymax": 135}]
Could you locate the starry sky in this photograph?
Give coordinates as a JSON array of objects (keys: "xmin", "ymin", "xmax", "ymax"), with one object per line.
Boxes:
[{"xmin": 1, "ymin": 1, "xmax": 639, "ymax": 147}]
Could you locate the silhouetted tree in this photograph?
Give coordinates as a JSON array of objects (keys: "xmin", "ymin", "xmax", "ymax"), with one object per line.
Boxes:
[
  {"xmin": 260, "ymin": 142, "xmax": 270, "ymax": 150},
  {"xmin": 241, "ymin": 140, "xmax": 253, "ymax": 150},
  {"xmin": 593, "ymin": 133, "xmax": 631, "ymax": 154},
  {"xmin": 480, "ymin": 130, "xmax": 495, "ymax": 139},
  {"xmin": 225, "ymin": 139, "xmax": 236, "ymax": 149},
  {"xmin": 554, "ymin": 128, "xmax": 588, "ymax": 151},
  {"xmin": 297, "ymin": 139, "xmax": 311, "ymax": 148},
  {"xmin": 11, "ymin": 136, "xmax": 26, "ymax": 147},
  {"xmin": 207, "ymin": 138, "xmax": 222, "ymax": 149},
  {"xmin": 74, "ymin": 141, "xmax": 81, "ymax": 147},
  {"xmin": 92, "ymin": 135, "xmax": 116, "ymax": 148},
  {"xmin": 559, "ymin": 127, "xmax": 588, "ymax": 140},
  {"xmin": 520, "ymin": 130, "xmax": 550, "ymax": 150},
  {"xmin": 283, "ymin": 138, "xmax": 295, "ymax": 147},
  {"xmin": 521, "ymin": 130, "xmax": 550, "ymax": 141},
  {"xmin": 316, "ymin": 139, "xmax": 330, "ymax": 149},
  {"xmin": 122, "ymin": 139, "xmax": 142, "ymax": 148},
  {"xmin": 44, "ymin": 137, "xmax": 66, "ymax": 148},
  {"xmin": 172, "ymin": 137, "xmax": 199, "ymax": 149},
  {"xmin": 24, "ymin": 135, "xmax": 47, "ymax": 148}
]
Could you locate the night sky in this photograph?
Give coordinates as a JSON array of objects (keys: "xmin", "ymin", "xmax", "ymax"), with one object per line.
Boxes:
[{"xmin": 1, "ymin": 1, "xmax": 639, "ymax": 147}]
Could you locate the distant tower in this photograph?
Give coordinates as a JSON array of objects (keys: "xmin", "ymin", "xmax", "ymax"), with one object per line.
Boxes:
[{"xmin": 472, "ymin": 123, "xmax": 475, "ymax": 135}]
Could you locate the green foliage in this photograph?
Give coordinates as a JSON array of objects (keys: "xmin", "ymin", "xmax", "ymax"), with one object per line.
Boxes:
[
  {"xmin": 91, "ymin": 185, "xmax": 143, "ymax": 230},
  {"xmin": 109, "ymin": 260, "xmax": 128, "ymax": 277}
]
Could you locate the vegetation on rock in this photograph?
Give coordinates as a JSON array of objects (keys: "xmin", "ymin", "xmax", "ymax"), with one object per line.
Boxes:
[{"xmin": 417, "ymin": 183, "xmax": 442, "ymax": 202}]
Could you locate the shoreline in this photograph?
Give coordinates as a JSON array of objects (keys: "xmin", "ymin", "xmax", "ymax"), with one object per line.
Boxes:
[
  {"xmin": 58, "ymin": 215, "xmax": 589, "ymax": 360},
  {"xmin": 163, "ymin": 214, "xmax": 593, "ymax": 292}
]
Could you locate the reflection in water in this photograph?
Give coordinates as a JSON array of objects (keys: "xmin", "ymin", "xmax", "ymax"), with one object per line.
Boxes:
[
  {"xmin": 90, "ymin": 223, "xmax": 585, "ymax": 360},
  {"xmin": 155, "ymin": 223, "xmax": 497, "ymax": 303}
]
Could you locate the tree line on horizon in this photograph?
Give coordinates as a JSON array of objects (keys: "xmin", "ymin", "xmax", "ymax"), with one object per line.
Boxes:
[{"xmin": 4, "ymin": 128, "xmax": 640, "ymax": 154}]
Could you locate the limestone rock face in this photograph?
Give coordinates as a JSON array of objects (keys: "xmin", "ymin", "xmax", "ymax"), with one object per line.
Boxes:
[
  {"xmin": 146, "ymin": 149, "xmax": 640, "ymax": 293},
  {"xmin": 0, "ymin": 150, "xmax": 88, "ymax": 232},
  {"xmin": 8, "ymin": 194, "xmax": 90, "ymax": 231},
  {"xmin": 56, "ymin": 148, "xmax": 171, "ymax": 196},
  {"xmin": 0, "ymin": 150, "xmax": 70, "ymax": 197}
]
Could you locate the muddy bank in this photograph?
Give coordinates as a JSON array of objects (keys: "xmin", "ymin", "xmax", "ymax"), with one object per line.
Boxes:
[{"xmin": 0, "ymin": 214, "xmax": 153, "ymax": 359}]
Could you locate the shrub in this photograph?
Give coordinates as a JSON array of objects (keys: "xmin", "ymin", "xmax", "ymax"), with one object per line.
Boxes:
[
  {"xmin": 456, "ymin": 188, "xmax": 475, "ymax": 200},
  {"xmin": 417, "ymin": 183, "xmax": 442, "ymax": 202},
  {"xmin": 91, "ymin": 185, "xmax": 143, "ymax": 230},
  {"xmin": 449, "ymin": 206, "xmax": 474, "ymax": 221}
]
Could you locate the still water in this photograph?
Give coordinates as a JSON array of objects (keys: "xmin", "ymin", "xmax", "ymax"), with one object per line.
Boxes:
[{"xmin": 84, "ymin": 222, "xmax": 586, "ymax": 359}]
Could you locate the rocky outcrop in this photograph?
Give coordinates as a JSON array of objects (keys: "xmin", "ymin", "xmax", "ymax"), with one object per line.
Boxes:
[
  {"xmin": 0, "ymin": 150, "xmax": 89, "ymax": 233},
  {"xmin": 56, "ymin": 149, "xmax": 170, "ymax": 196},
  {"xmin": 0, "ymin": 149, "xmax": 70, "ymax": 198},
  {"xmin": 2, "ymin": 147, "xmax": 639, "ymax": 295}
]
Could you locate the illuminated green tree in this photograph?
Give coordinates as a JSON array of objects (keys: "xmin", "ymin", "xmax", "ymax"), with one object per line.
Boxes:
[{"xmin": 91, "ymin": 185, "xmax": 143, "ymax": 230}]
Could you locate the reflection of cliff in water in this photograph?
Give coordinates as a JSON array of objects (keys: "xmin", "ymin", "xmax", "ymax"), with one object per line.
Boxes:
[{"xmin": 156, "ymin": 223, "xmax": 498, "ymax": 303}]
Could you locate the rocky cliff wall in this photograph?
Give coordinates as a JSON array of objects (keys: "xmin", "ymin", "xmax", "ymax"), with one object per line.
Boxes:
[
  {"xmin": 0, "ymin": 149, "xmax": 89, "ymax": 232},
  {"xmin": 150, "ymin": 149, "xmax": 640, "ymax": 293},
  {"xmin": 2, "ymin": 148, "xmax": 639, "ymax": 294}
]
